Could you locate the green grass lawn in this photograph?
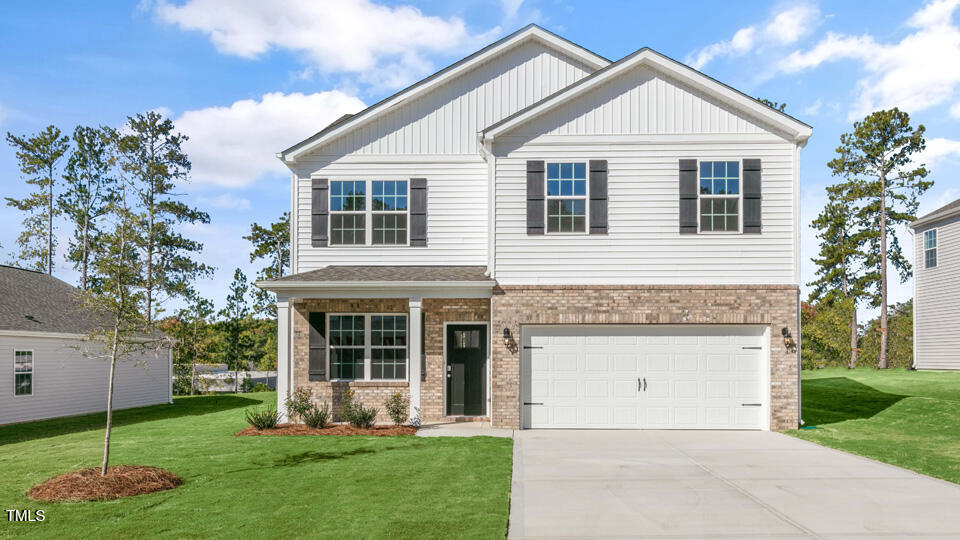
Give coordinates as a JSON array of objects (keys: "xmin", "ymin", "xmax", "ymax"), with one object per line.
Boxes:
[
  {"xmin": 0, "ymin": 392, "xmax": 513, "ymax": 539},
  {"xmin": 789, "ymin": 368, "xmax": 960, "ymax": 484}
]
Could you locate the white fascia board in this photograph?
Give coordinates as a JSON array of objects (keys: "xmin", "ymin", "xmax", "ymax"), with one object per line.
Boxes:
[
  {"xmin": 280, "ymin": 26, "xmax": 609, "ymax": 163},
  {"xmin": 0, "ymin": 330, "xmax": 89, "ymax": 340},
  {"xmin": 482, "ymin": 49, "xmax": 813, "ymax": 145},
  {"xmin": 909, "ymin": 206, "xmax": 960, "ymax": 229}
]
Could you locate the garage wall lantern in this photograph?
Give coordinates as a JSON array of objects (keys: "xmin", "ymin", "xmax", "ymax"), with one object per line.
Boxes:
[
  {"xmin": 503, "ymin": 328, "xmax": 511, "ymax": 346},
  {"xmin": 781, "ymin": 327, "xmax": 797, "ymax": 353}
]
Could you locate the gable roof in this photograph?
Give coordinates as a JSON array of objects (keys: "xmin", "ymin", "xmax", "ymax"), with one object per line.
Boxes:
[
  {"xmin": 279, "ymin": 24, "xmax": 610, "ymax": 163},
  {"xmin": 910, "ymin": 198, "xmax": 960, "ymax": 229},
  {"xmin": 481, "ymin": 47, "xmax": 813, "ymax": 145},
  {"xmin": 0, "ymin": 265, "xmax": 99, "ymax": 334}
]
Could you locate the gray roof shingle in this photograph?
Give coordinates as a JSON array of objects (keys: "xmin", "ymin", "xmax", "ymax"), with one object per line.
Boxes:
[
  {"xmin": 0, "ymin": 265, "xmax": 100, "ymax": 334},
  {"xmin": 266, "ymin": 265, "xmax": 492, "ymax": 283},
  {"xmin": 911, "ymin": 198, "xmax": 960, "ymax": 229}
]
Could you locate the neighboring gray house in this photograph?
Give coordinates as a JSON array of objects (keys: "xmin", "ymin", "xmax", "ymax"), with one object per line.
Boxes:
[
  {"xmin": 0, "ymin": 265, "xmax": 172, "ymax": 425},
  {"xmin": 910, "ymin": 198, "xmax": 960, "ymax": 370},
  {"xmin": 259, "ymin": 25, "xmax": 812, "ymax": 431}
]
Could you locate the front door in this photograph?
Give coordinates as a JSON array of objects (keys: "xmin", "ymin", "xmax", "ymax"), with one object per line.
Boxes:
[{"xmin": 446, "ymin": 324, "xmax": 487, "ymax": 416}]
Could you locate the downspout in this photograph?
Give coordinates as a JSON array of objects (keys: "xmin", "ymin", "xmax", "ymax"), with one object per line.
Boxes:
[{"xmin": 479, "ymin": 135, "xmax": 496, "ymax": 279}]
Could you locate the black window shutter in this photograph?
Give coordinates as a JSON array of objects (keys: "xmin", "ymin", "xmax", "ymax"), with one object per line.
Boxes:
[
  {"xmin": 742, "ymin": 159, "xmax": 762, "ymax": 234},
  {"xmin": 526, "ymin": 160, "xmax": 545, "ymax": 235},
  {"xmin": 308, "ymin": 312, "xmax": 326, "ymax": 381},
  {"xmin": 410, "ymin": 178, "xmax": 428, "ymax": 246},
  {"xmin": 678, "ymin": 159, "xmax": 698, "ymax": 234},
  {"xmin": 589, "ymin": 160, "xmax": 608, "ymax": 234},
  {"xmin": 311, "ymin": 179, "xmax": 329, "ymax": 247}
]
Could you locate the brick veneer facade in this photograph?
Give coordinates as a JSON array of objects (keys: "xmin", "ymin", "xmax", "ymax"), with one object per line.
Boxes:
[
  {"xmin": 489, "ymin": 285, "xmax": 800, "ymax": 431},
  {"xmin": 292, "ymin": 297, "xmax": 489, "ymax": 424}
]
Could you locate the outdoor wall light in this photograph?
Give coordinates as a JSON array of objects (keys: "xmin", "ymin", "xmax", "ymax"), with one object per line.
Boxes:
[
  {"xmin": 503, "ymin": 328, "xmax": 511, "ymax": 346},
  {"xmin": 781, "ymin": 327, "xmax": 797, "ymax": 352}
]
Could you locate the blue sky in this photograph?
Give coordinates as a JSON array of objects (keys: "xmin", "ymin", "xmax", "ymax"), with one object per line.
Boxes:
[{"xmin": 1, "ymin": 0, "xmax": 958, "ymax": 317}]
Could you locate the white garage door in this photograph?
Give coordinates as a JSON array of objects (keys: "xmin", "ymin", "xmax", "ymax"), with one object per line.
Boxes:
[{"xmin": 521, "ymin": 325, "xmax": 768, "ymax": 430}]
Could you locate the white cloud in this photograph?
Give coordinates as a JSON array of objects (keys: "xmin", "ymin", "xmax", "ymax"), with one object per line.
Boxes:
[
  {"xmin": 803, "ymin": 98, "xmax": 823, "ymax": 115},
  {"xmin": 175, "ymin": 90, "xmax": 365, "ymax": 188},
  {"xmin": 155, "ymin": 0, "xmax": 497, "ymax": 88},
  {"xmin": 686, "ymin": 4, "xmax": 820, "ymax": 69},
  {"xmin": 500, "ymin": 0, "xmax": 525, "ymax": 19},
  {"xmin": 197, "ymin": 193, "xmax": 250, "ymax": 210},
  {"xmin": 950, "ymin": 101, "xmax": 960, "ymax": 118},
  {"xmin": 779, "ymin": 0, "xmax": 960, "ymax": 119},
  {"xmin": 919, "ymin": 137, "xmax": 960, "ymax": 168}
]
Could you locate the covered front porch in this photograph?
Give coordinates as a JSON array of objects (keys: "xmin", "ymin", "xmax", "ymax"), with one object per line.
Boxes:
[{"xmin": 258, "ymin": 266, "xmax": 495, "ymax": 426}]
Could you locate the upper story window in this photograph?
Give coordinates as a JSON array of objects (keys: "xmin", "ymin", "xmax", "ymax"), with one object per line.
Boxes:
[
  {"xmin": 14, "ymin": 350, "xmax": 33, "ymax": 396},
  {"xmin": 330, "ymin": 180, "xmax": 408, "ymax": 246},
  {"xmin": 328, "ymin": 314, "xmax": 408, "ymax": 381},
  {"xmin": 699, "ymin": 161, "xmax": 741, "ymax": 232},
  {"xmin": 924, "ymin": 229, "xmax": 937, "ymax": 268},
  {"xmin": 546, "ymin": 162, "xmax": 587, "ymax": 234}
]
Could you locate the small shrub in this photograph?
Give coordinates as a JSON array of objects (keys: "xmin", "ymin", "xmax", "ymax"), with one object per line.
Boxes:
[
  {"xmin": 302, "ymin": 402, "xmax": 330, "ymax": 429},
  {"xmin": 384, "ymin": 392, "xmax": 409, "ymax": 425},
  {"xmin": 338, "ymin": 389, "xmax": 357, "ymax": 423},
  {"xmin": 245, "ymin": 407, "xmax": 279, "ymax": 430},
  {"xmin": 350, "ymin": 405, "xmax": 379, "ymax": 429},
  {"xmin": 285, "ymin": 387, "xmax": 314, "ymax": 423}
]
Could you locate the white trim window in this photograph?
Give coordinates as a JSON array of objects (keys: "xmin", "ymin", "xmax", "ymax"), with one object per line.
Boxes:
[
  {"xmin": 14, "ymin": 350, "xmax": 33, "ymax": 396},
  {"xmin": 329, "ymin": 180, "xmax": 409, "ymax": 246},
  {"xmin": 924, "ymin": 229, "xmax": 937, "ymax": 268},
  {"xmin": 546, "ymin": 162, "xmax": 587, "ymax": 234},
  {"xmin": 329, "ymin": 314, "xmax": 408, "ymax": 381},
  {"xmin": 698, "ymin": 160, "xmax": 741, "ymax": 233}
]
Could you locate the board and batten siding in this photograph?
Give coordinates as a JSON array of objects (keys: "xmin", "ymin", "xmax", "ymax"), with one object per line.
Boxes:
[
  {"xmin": 914, "ymin": 215, "xmax": 960, "ymax": 370},
  {"xmin": 0, "ymin": 334, "xmax": 171, "ymax": 425},
  {"xmin": 310, "ymin": 40, "xmax": 595, "ymax": 158},
  {"xmin": 493, "ymin": 139, "xmax": 797, "ymax": 284}
]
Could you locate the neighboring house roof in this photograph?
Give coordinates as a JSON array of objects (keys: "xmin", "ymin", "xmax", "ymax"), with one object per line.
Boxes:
[
  {"xmin": 0, "ymin": 265, "xmax": 99, "ymax": 334},
  {"xmin": 267, "ymin": 265, "xmax": 493, "ymax": 284},
  {"xmin": 278, "ymin": 24, "xmax": 611, "ymax": 162},
  {"xmin": 481, "ymin": 47, "xmax": 813, "ymax": 145},
  {"xmin": 910, "ymin": 198, "xmax": 960, "ymax": 229}
]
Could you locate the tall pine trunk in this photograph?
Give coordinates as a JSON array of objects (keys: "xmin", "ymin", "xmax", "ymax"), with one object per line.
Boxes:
[
  {"xmin": 879, "ymin": 170, "xmax": 889, "ymax": 369},
  {"xmin": 101, "ymin": 319, "xmax": 120, "ymax": 476},
  {"xmin": 849, "ymin": 308, "xmax": 858, "ymax": 369},
  {"xmin": 81, "ymin": 213, "xmax": 89, "ymax": 290},
  {"xmin": 190, "ymin": 319, "xmax": 198, "ymax": 396},
  {"xmin": 47, "ymin": 164, "xmax": 54, "ymax": 276}
]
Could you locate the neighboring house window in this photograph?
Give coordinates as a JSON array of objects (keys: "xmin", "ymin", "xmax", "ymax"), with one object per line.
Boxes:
[
  {"xmin": 330, "ymin": 181, "xmax": 366, "ymax": 245},
  {"xmin": 328, "ymin": 314, "xmax": 408, "ymax": 381},
  {"xmin": 372, "ymin": 180, "xmax": 408, "ymax": 245},
  {"xmin": 924, "ymin": 229, "xmax": 937, "ymax": 268},
  {"xmin": 546, "ymin": 162, "xmax": 587, "ymax": 233},
  {"xmin": 14, "ymin": 350, "xmax": 32, "ymax": 396},
  {"xmin": 329, "ymin": 180, "xmax": 409, "ymax": 246},
  {"xmin": 329, "ymin": 315, "xmax": 364, "ymax": 379},
  {"xmin": 371, "ymin": 315, "xmax": 407, "ymax": 380},
  {"xmin": 699, "ymin": 161, "xmax": 741, "ymax": 232}
]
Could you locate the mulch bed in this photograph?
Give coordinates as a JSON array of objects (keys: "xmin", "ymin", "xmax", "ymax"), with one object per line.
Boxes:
[
  {"xmin": 237, "ymin": 423, "xmax": 418, "ymax": 437},
  {"xmin": 28, "ymin": 466, "xmax": 182, "ymax": 502}
]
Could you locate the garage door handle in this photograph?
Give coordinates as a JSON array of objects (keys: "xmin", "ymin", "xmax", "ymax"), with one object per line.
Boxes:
[
  {"xmin": 741, "ymin": 403, "xmax": 762, "ymax": 407},
  {"xmin": 638, "ymin": 377, "xmax": 646, "ymax": 392},
  {"xmin": 524, "ymin": 402, "xmax": 543, "ymax": 406}
]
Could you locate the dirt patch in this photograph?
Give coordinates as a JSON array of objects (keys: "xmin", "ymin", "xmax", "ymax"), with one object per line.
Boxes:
[
  {"xmin": 28, "ymin": 466, "xmax": 182, "ymax": 502},
  {"xmin": 237, "ymin": 423, "xmax": 417, "ymax": 437}
]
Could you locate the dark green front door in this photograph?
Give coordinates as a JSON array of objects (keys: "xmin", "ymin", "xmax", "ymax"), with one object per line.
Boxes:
[{"xmin": 446, "ymin": 325, "xmax": 487, "ymax": 416}]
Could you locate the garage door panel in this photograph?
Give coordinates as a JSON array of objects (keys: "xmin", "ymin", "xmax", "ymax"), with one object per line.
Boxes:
[{"xmin": 523, "ymin": 325, "xmax": 766, "ymax": 430}]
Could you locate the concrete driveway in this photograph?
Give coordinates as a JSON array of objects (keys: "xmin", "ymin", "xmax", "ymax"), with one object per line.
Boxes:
[{"xmin": 509, "ymin": 430, "xmax": 960, "ymax": 538}]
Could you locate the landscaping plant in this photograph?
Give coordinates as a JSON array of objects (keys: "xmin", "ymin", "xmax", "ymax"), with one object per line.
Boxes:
[
  {"xmin": 384, "ymin": 392, "xmax": 409, "ymax": 425},
  {"xmin": 349, "ymin": 405, "xmax": 379, "ymax": 429},
  {"xmin": 302, "ymin": 402, "xmax": 330, "ymax": 429},
  {"xmin": 285, "ymin": 386, "xmax": 314, "ymax": 423},
  {"xmin": 245, "ymin": 406, "xmax": 279, "ymax": 430}
]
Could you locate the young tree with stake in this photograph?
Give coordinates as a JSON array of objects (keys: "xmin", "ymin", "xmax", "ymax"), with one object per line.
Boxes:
[
  {"xmin": 827, "ymin": 108, "xmax": 931, "ymax": 368},
  {"xmin": 5, "ymin": 125, "xmax": 70, "ymax": 274}
]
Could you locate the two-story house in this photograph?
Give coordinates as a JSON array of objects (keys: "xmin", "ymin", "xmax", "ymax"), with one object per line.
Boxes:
[
  {"xmin": 910, "ymin": 198, "xmax": 960, "ymax": 370},
  {"xmin": 259, "ymin": 25, "xmax": 812, "ymax": 431}
]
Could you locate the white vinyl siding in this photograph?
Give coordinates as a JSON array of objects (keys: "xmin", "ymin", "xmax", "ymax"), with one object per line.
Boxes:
[
  {"xmin": 310, "ymin": 40, "xmax": 594, "ymax": 157},
  {"xmin": 0, "ymin": 334, "xmax": 170, "ymax": 425},
  {"xmin": 494, "ymin": 138, "xmax": 796, "ymax": 284},
  {"xmin": 914, "ymin": 217, "xmax": 960, "ymax": 370}
]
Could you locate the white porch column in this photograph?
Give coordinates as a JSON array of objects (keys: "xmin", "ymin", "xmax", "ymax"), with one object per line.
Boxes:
[
  {"xmin": 276, "ymin": 297, "xmax": 292, "ymax": 421},
  {"xmin": 408, "ymin": 297, "xmax": 423, "ymax": 425}
]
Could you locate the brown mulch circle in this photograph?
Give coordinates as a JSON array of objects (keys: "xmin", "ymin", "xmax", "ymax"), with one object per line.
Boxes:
[
  {"xmin": 237, "ymin": 423, "xmax": 417, "ymax": 437},
  {"xmin": 27, "ymin": 466, "xmax": 182, "ymax": 502}
]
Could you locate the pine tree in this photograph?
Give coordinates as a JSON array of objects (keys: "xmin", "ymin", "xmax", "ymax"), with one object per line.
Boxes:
[
  {"xmin": 60, "ymin": 125, "xmax": 117, "ymax": 290},
  {"xmin": 827, "ymin": 108, "xmax": 931, "ymax": 368},
  {"xmin": 5, "ymin": 126, "xmax": 70, "ymax": 274},
  {"xmin": 116, "ymin": 112, "xmax": 212, "ymax": 322},
  {"xmin": 807, "ymin": 192, "xmax": 867, "ymax": 368},
  {"xmin": 244, "ymin": 212, "xmax": 290, "ymax": 317},
  {"xmin": 220, "ymin": 269, "xmax": 251, "ymax": 393}
]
